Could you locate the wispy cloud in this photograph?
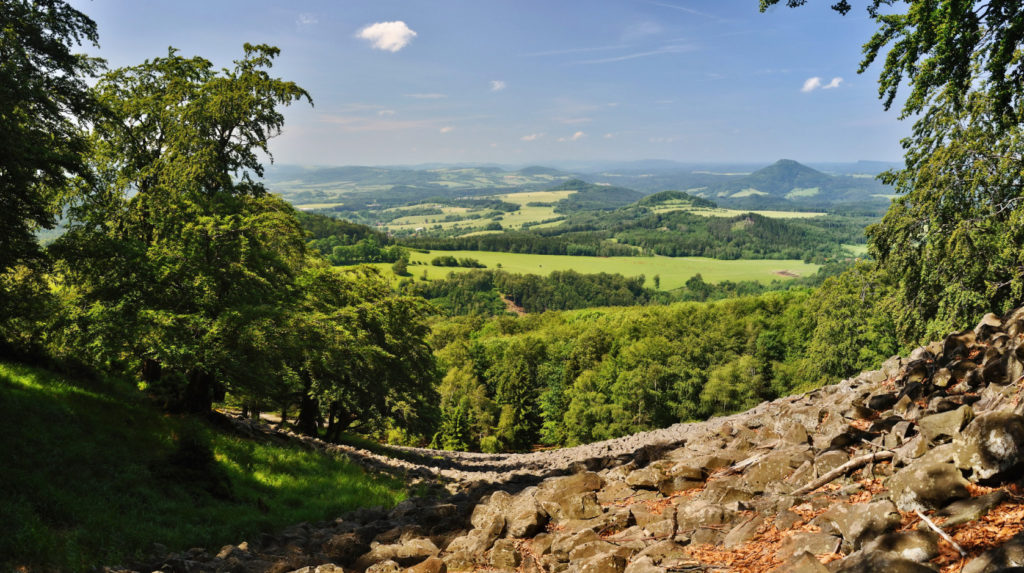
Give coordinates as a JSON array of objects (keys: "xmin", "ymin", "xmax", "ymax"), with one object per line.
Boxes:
[
  {"xmin": 521, "ymin": 133, "xmax": 544, "ymax": 141},
  {"xmin": 439, "ymin": 126, "xmax": 454, "ymax": 134},
  {"xmin": 802, "ymin": 76, "xmax": 843, "ymax": 92},
  {"xmin": 558, "ymin": 131, "xmax": 586, "ymax": 142},
  {"xmin": 557, "ymin": 117, "xmax": 592, "ymax": 125},
  {"xmin": 524, "ymin": 44, "xmax": 629, "ymax": 57},
  {"xmin": 378, "ymin": 109, "xmax": 396, "ymax": 117},
  {"xmin": 357, "ymin": 21, "xmax": 417, "ymax": 52},
  {"xmin": 604, "ymin": 133, "xmax": 615, "ymax": 139},
  {"xmin": 650, "ymin": 136, "xmax": 676, "ymax": 143},
  {"xmin": 490, "ymin": 80, "xmax": 507, "ymax": 92},
  {"xmin": 405, "ymin": 93, "xmax": 447, "ymax": 99},
  {"xmin": 623, "ymin": 21, "xmax": 663, "ymax": 41},
  {"xmin": 296, "ymin": 13, "xmax": 318, "ymax": 27},
  {"xmin": 575, "ymin": 44, "xmax": 694, "ymax": 64},
  {"xmin": 321, "ymin": 115, "xmax": 438, "ymax": 133},
  {"xmin": 646, "ymin": 1, "xmax": 726, "ymax": 22}
]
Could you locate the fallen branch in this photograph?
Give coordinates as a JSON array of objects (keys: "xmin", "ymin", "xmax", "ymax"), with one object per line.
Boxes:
[
  {"xmin": 915, "ymin": 508, "xmax": 967, "ymax": 558},
  {"xmin": 791, "ymin": 451, "xmax": 894, "ymax": 496}
]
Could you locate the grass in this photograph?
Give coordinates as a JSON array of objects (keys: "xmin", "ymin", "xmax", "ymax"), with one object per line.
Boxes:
[
  {"xmin": 843, "ymin": 243, "xmax": 870, "ymax": 256},
  {"xmin": 379, "ymin": 190, "xmax": 576, "ymax": 234},
  {"xmin": 362, "ymin": 250, "xmax": 819, "ymax": 290},
  {"xmin": 657, "ymin": 206, "xmax": 827, "ymax": 219},
  {"xmin": 0, "ymin": 361, "xmax": 409, "ymax": 572}
]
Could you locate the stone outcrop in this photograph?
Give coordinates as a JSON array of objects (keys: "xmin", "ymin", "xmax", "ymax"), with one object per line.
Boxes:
[{"xmin": 107, "ymin": 307, "xmax": 1024, "ymax": 573}]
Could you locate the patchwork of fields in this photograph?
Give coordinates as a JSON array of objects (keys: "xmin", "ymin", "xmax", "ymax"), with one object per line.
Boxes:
[{"xmin": 350, "ymin": 250, "xmax": 820, "ymax": 291}]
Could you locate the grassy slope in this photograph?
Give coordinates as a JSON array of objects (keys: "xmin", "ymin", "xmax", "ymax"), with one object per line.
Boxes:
[
  {"xmin": 364, "ymin": 250, "xmax": 820, "ymax": 290},
  {"xmin": 0, "ymin": 361, "xmax": 408, "ymax": 572}
]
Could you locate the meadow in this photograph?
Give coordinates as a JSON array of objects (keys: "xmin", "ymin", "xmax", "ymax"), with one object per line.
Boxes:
[{"xmin": 361, "ymin": 250, "xmax": 820, "ymax": 291}]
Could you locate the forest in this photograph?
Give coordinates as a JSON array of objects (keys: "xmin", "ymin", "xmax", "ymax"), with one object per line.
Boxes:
[{"xmin": 3, "ymin": 0, "xmax": 1024, "ymax": 456}]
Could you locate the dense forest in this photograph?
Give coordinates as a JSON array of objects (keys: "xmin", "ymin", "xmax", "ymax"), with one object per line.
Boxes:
[{"xmin": 3, "ymin": 0, "xmax": 1024, "ymax": 456}]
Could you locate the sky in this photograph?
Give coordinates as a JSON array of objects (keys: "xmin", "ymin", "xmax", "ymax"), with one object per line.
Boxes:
[{"xmin": 68, "ymin": 0, "xmax": 911, "ymax": 167}]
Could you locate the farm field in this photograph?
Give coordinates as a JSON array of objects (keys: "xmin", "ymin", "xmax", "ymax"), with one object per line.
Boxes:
[
  {"xmin": 349, "ymin": 250, "xmax": 820, "ymax": 291},
  {"xmin": 656, "ymin": 205, "xmax": 827, "ymax": 218}
]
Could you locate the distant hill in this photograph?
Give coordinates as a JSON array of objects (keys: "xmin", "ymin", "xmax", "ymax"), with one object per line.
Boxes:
[
  {"xmin": 553, "ymin": 179, "xmax": 645, "ymax": 211},
  {"xmin": 636, "ymin": 190, "xmax": 717, "ymax": 209}
]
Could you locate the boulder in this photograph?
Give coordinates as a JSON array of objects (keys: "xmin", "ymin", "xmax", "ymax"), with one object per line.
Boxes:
[
  {"xmin": 931, "ymin": 491, "xmax": 1009, "ymax": 528},
  {"xmin": 963, "ymin": 532, "xmax": 1024, "ymax": 573},
  {"xmin": 623, "ymin": 556, "xmax": 665, "ymax": 573},
  {"xmin": 831, "ymin": 551, "xmax": 938, "ymax": 572},
  {"xmin": 567, "ymin": 551, "xmax": 626, "ymax": 573},
  {"xmin": 917, "ymin": 405, "xmax": 973, "ymax": 442},
  {"xmin": 886, "ymin": 461, "xmax": 970, "ymax": 511},
  {"xmin": 862, "ymin": 531, "xmax": 939, "ymax": 563},
  {"xmin": 775, "ymin": 532, "xmax": 840, "ymax": 562},
  {"xmin": 820, "ymin": 500, "xmax": 902, "ymax": 550},
  {"xmin": 506, "ymin": 489, "xmax": 548, "ymax": 538},
  {"xmin": 489, "ymin": 539, "xmax": 521, "ymax": 570},
  {"xmin": 954, "ymin": 412, "xmax": 1024, "ymax": 482},
  {"xmin": 536, "ymin": 472, "xmax": 605, "ymax": 521}
]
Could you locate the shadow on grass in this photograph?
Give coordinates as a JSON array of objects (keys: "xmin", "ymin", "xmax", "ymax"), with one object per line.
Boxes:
[{"xmin": 0, "ymin": 362, "xmax": 410, "ymax": 572}]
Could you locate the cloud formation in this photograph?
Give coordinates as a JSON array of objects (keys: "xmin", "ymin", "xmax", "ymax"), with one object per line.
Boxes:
[
  {"xmin": 490, "ymin": 80, "xmax": 506, "ymax": 92},
  {"xmin": 802, "ymin": 76, "xmax": 843, "ymax": 92},
  {"xmin": 297, "ymin": 13, "xmax": 318, "ymax": 26},
  {"xmin": 439, "ymin": 126, "xmax": 454, "ymax": 134},
  {"xmin": 576, "ymin": 44, "xmax": 693, "ymax": 64},
  {"xmin": 520, "ymin": 133, "xmax": 543, "ymax": 141},
  {"xmin": 357, "ymin": 21, "xmax": 417, "ymax": 52},
  {"xmin": 378, "ymin": 109, "xmax": 396, "ymax": 117},
  {"xmin": 558, "ymin": 131, "xmax": 585, "ymax": 142}
]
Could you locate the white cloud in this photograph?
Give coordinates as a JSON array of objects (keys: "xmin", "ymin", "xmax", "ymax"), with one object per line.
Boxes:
[
  {"xmin": 439, "ymin": 126, "xmax": 454, "ymax": 134},
  {"xmin": 405, "ymin": 93, "xmax": 447, "ymax": 99},
  {"xmin": 802, "ymin": 76, "xmax": 843, "ymax": 92},
  {"xmin": 490, "ymin": 80, "xmax": 506, "ymax": 92},
  {"xmin": 521, "ymin": 133, "xmax": 544, "ymax": 141},
  {"xmin": 801, "ymin": 77, "xmax": 822, "ymax": 92},
  {"xmin": 577, "ymin": 44, "xmax": 694, "ymax": 64},
  {"xmin": 650, "ymin": 136, "xmax": 676, "ymax": 143},
  {"xmin": 297, "ymin": 13, "xmax": 318, "ymax": 26},
  {"xmin": 558, "ymin": 131, "xmax": 586, "ymax": 142},
  {"xmin": 604, "ymin": 133, "xmax": 614, "ymax": 139},
  {"xmin": 357, "ymin": 21, "xmax": 417, "ymax": 52},
  {"xmin": 378, "ymin": 109, "xmax": 396, "ymax": 117}
]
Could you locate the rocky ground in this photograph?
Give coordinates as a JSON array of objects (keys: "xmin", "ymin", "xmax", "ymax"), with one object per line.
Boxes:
[{"xmin": 114, "ymin": 307, "xmax": 1024, "ymax": 573}]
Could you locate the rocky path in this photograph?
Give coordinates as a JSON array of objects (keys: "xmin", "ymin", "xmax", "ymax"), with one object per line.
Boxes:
[{"xmin": 120, "ymin": 307, "xmax": 1024, "ymax": 573}]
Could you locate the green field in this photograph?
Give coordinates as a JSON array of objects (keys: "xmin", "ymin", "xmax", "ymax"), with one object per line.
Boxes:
[
  {"xmin": 654, "ymin": 205, "xmax": 827, "ymax": 219},
  {"xmin": 843, "ymin": 243, "xmax": 870, "ymax": 256},
  {"xmin": 360, "ymin": 250, "xmax": 820, "ymax": 290}
]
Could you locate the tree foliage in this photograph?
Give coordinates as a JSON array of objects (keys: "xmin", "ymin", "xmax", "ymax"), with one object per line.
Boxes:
[{"xmin": 0, "ymin": 0, "xmax": 100, "ymax": 271}]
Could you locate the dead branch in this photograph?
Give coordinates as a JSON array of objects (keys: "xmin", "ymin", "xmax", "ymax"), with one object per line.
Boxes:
[{"xmin": 791, "ymin": 451, "xmax": 894, "ymax": 496}]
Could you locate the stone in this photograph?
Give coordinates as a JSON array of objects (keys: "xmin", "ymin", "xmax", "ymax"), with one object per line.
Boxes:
[
  {"xmin": 490, "ymin": 539, "xmax": 521, "ymax": 569},
  {"xmin": 623, "ymin": 556, "xmax": 664, "ymax": 573},
  {"xmin": 552, "ymin": 529, "xmax": 601, "ymax": 558},
  {"xmin": 722, "ymin": 515, "xmax": 765, "ymax": 549},
  {"xmin": 814, "ymin": 450, "xmax": 850, "ymax": 476},
  {"xmin": 568, "ymin": 541, "xmax": 620, "ymax": 562},
  {"xmin": 674, "ymin": 500, "xmax": 733, "ymax": 534},
  {"xmin": 568, "ymin": 552, "xmax": 626, "ymax": 573},
  {"xmin": 406, "ymin": 557, "xmax": 446, "ymax": 573},
  {"xmin": 536, "ymin": 472, "xmax": 605, "ymax": 520},
  {"xmin": 886, "ymin": 461, "xmax": 970, "ymax": 511},
  {"xmin": 775, "ymin": 532, "xmax": 841, "ymax": 562},
  {"xmin": 597, "ymin": 481, "xmax": 637, "ymax": 504},
  {"xmin": 963, "ymin": 532, "xmax": 1024, "ymax": 573},
  {"xmin": 917, "ymin": 405, "xmax": 974, "ymax": 442},
  {"xmin": 366, "ymin": 561, "xmax": 401, "ymax": 573},
  {"xmin": 783, "ymin": 552, "xmax": 829, "ymax": 573},
  {"xmin": 506, "ymin": 489, "xmax": 548, "ymax": 538},
  {"xmin": 355, "ymin": 537, "xmax": 440, "ymax": 569},
  {"xmin": 322, "ymin": 532, "xmax": 369, "ymax": 563},
  {"xmin": 740, "ymin": 447, "xmax": 813, "ymax": 493},
  {"xmin": 868, "ymin": 393, "xmax": 899, "ymax": 412},
  {"xmin": 862, "ymin": 531, "xmax": 939, "ymax": 563},
  {"xmin": 931, "ymin": 491, "xmax": 1009, "ymax": 528},
  {"xmin": 625, "ymin": 467, "xmax": 665, "ymax": 489},
  {"xmin": 831, "ymin": 551, "xmax": 939, "ymax": 572},
  {"xmin": 820, "ymin": 500, "xmax": 902, "ymax": 550},
  {"xmin": 635, "ymin": 540, "xmax": 689, "ymax": 564},
  {"xmin": 954, "ymin": 412, "xmax": 1024, "ymax": 482}
]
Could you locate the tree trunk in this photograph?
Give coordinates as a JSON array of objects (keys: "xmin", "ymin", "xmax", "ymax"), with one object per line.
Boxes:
[
  {"xmin": 296, "ymin": 379, "xmax": 320, "ymax": 436},
  {"xmin": 141, "ymin": 358, "xmax": 161, "ymax": 384},
  {"xmin": 182, "ymin": 369, "xmax": 214, "ymax": 414}
]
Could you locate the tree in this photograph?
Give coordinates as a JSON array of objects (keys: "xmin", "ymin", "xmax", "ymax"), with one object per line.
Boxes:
[
  {"xmin": 0, "ymin": 0, "xmax": 101, "ymax": 273},
  {"xmin": 55, "ymin": 44, "xmax": 312, "ymax": 411},
  {"xmin": 764, "ymin": 0, "xmax": 1024, "ymax": 340}
]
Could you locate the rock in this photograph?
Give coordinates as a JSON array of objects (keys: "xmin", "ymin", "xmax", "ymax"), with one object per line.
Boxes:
[
  {"xmin": 931, "ymin": 491, "xmax": 1009, "ymax": 528},
  {"xmin": 568, "ymin": 541, "xmax": 620, "ymax": 562},
  {"xmin": 722, "ymin": 514, "xmax": 765, "ymax": 549},
  {"xmin": 623, "ymin": 556, "xmax": 664, "ymax": 573},
  {"xmin": 625, "ymin": 467, "xmax": 665, "ymax": 489},
  {"xmin": 740, "ymin": 447, "xmax": 812, "ymax": 493},
  {"xmin": 287, "ymin": 566, "xmax": 345, "ymax": 573},
  {"xmin": 868, "ymin": 393, "xmax": 899, "ymax": 412},
  {"xmin": 552, "ymin": 529, "xmax": 602, "ymax": 558},
  {"xmin": 963, "ymin": 532, "xmax": 1024, "ymax": 573},
  {"xmin": 775, "ymin": 532, "xmax": 840, "ymax": 562},
  {"xmin": 820, "ymin": 500, "xmax": 902, "ymax": 550},
  {"xmin": 322, "ymin": 531, "xmax": 369, "ymax": 563},
  {"xmin": 831, "ymin": 551, "xmax": 939, "ymax": 572},
  {"xmin": 675, "ymin": 500, "xmax": 734, "ymax": 534},
  {"xmin": 862, "ymin": 531, "xmax": 939, "ymax": 563},
  {"xmin": 536, "ymin": 472, "xmax": 605, "ymax": 520},
  {"xmin": 917, "ymin": 405, "xmax": 973, "ymax": 442},
  {"xmin": 568, "ymin": 551, "xmax": 626, "ymax": 573},
  {"xmin": 355, "ymin": 537, "xmax": 439, "ymax": 569},
  {"xmin": 634, "ymin": 540, "xmax": 689, "ymax": 564},
  {"xmin": 506, "ymin": 489, "xmax": 548, "ymax": 538},
  {"xmin": 886, "ymin": 461, "xmax": 970, "ymax": 511},
  {"xmin": 406, "ymin": 557, "xmax": 446, "ymax": 573},
  {"xmin": 490, "ymin": 539, "xmax": 521, "ymax": 569},
  {"xmin": 783, "ymin": 551, "xmax": 829, "ymax": 573},
  {"xmin": 366, "ymin": 561, "xmax": 401, "ymax": 573},
  {"xmin": 954, "ymin": 412, "xmax": 1024, "ymax": 482}
]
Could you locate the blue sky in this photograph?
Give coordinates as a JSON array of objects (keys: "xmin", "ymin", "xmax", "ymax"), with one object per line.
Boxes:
[{"xmin": 69, "ymin": 0, "xmax": 909, "ymax": 166}]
